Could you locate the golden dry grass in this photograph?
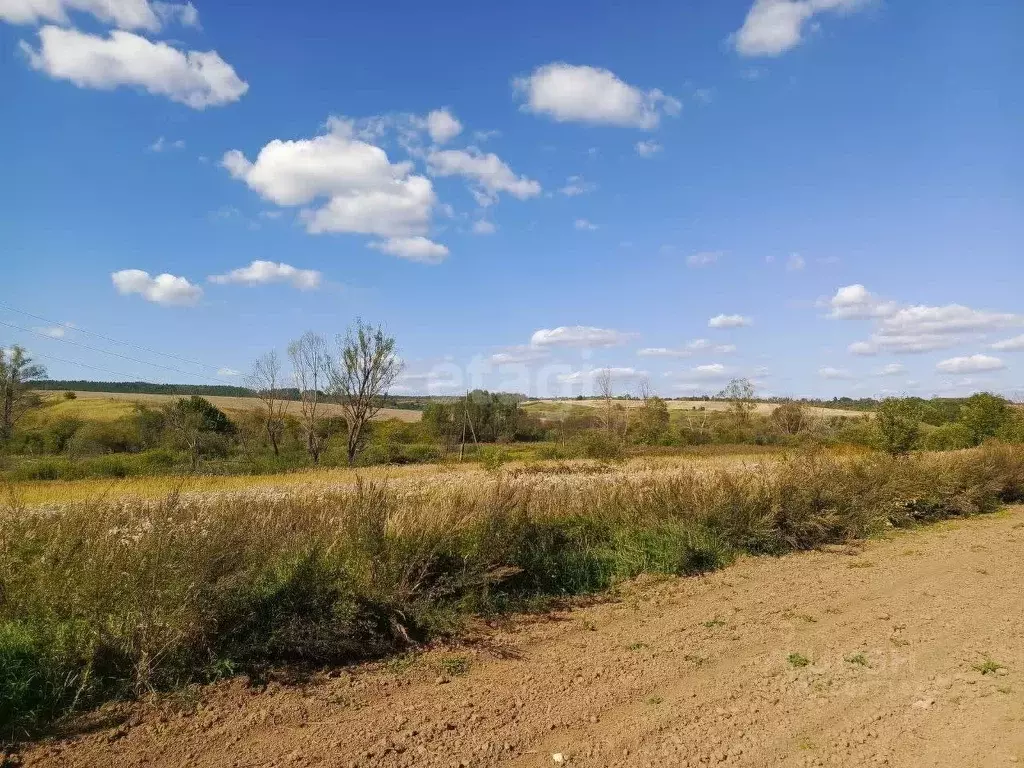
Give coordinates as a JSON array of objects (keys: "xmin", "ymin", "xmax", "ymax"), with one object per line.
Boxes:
[
  {"xmin": 34, "ymin": 390, "xmax": 422, "ymax": 424},
  {"xmin": 5, "ymin": 450, "xmax": 779, "ymax": 507},
  {"xmin": 523, "ymin": 399, "xmax": 870, "ymax": 419}
]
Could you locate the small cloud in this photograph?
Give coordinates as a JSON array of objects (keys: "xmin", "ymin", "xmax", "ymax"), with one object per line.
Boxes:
[
  {"xmin": 209, "ymin": 260, "xmax": 322, "ymax": 290},
  {"xmin": 36, "ymin": 324, "xmax": 71, "ymax": 338},
  {"xmin": 709, "ymin": 314, "xmax": 752, "ymax": 329},
  {"xmin": 558, "ymin": 175, "xmax": 597, "ymax": 196},
  {"xmin": 425, "ymin": 108, "xmax": 463, "ymax": 144},
  {"xmin": 531, "ymin": 326, "xmax": 633, "ymax": 348},
  {"xmin": 819, "ymin": 366, "xmax": 854, "ymax": 380},
  {"xmin": 471, "ymin": 220, "xmax": 497, "ymax": 235},
  {"xmin": 687, "ymin": 251, "xmax": 721, "ymax": 268},
  {"xmin": 149, "ymin": 136, "xmax": 185, "ymax": 152},
  {"xmin": 786, "ymin": 253, "xmax": 805, "ymax": 271},
  {"xmin": 574, "ymin": 218, "xmax": 598, "ymax": 231},
  {"xmin": 489, "ymin": 345, "xmax": 551, "ymax": 364},
  {"xmin": 217, "ymin": 367, "xmax": 241, "ymax": 377},
  {"xmin": 369, "ymin": 237, "xmax": 449, "ymax": 264},
  {"xmin": 112, "ymin": 269, "xmax": 202, "ymax": 307},
  {"xmin": 936, "ymin": 355, "xmax": 1005, "ymax": 374},
  {"xmin": 514, "ymin": 62, "xmax": 680, "ymax": 129},
  {"xmin": 826, "ymin": 284, "xmax": 898, "ymax": 319},
  {"xmin": 875, "ymin": 363, "xmax": 906, "ymax": 376},
  {"xmin": 991, "ymin": 334, "xmax": 1024, "ymax": 351},
  {"xmin": 635, "ymin": 140, "xmax": 662, "ymax": 158}
]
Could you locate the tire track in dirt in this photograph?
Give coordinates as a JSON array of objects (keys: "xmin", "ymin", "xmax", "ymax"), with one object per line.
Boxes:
[{"xmin": 18, "ymin": 508, "xmax": 1024, "ymax": 768}]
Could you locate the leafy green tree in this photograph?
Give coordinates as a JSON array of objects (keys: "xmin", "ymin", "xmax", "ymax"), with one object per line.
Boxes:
[
  {"xmin": 874, "ymin": 397, "xmax": 923, "ymax": 456},
  {"xmin": 330, "ymin": 319, "xmax": 402, "ymax": 465},
  {"xmin": 959, "ymin": 392, "xmax": 1010, "ymax": 445},
  {"xmin": 717, "ymin": 378, "xmax": 756, "ymax": 421},
  {"xmin": 0, "ymin": 345, "xmax": 46, "ymax": 443},
  {"xmin": 163, "ymin": 396, "xmax": 235, "ymax": 469}
]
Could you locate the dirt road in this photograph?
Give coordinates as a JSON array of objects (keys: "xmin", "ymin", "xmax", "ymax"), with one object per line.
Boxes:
[{"xmin": 20, "ymin": 508, "xmax": 1024, "ymax": 768}]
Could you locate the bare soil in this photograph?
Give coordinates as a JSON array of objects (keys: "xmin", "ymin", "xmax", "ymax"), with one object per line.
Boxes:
[{"xmin": 16, "ymin": 508, "xmax": 1024, "ymax": 768}]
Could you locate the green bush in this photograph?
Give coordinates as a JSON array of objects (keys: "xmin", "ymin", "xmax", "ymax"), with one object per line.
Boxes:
[
  {"xmin": 569, "ymin": 431, "xmax": 624, "ymax": 460},
  {"xmin": 922, "ymin": 423, "xmax": 974, "ymax": 451}
]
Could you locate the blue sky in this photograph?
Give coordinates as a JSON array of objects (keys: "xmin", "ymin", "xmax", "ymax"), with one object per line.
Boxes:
[{"xmin": 3, "ymin": 0, "xmax": 1023, "ymax": 399}]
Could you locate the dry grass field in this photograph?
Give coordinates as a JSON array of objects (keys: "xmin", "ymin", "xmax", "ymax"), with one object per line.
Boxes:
[
  {"xmin": 523, "ymin": 398, "xmax": 871, "ymax": 419},
  {"xmin": 5, "ymin": 449, "xmax": 782, "ymax": 507},
  {"xmin": 35, "ymin": 390, "xmax": 422, "ymax": 424}
]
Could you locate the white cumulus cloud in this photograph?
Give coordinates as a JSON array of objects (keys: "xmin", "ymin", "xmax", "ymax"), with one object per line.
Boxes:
[
  {"xmin": 574, "ymin": 218, "xmax": 598, "ymax": 231},
  {"xmin": 427, "ymin": 147, "xmax": 540, "ymax": 205},
  {"xmin": 111, "ymin": 269, "xmax": 202, "ymax": 306},
  {"xmin": 832, "ymin": 285, "xmax": 1024, "ymax": 354},
  {"xmin": 991, "ymin": 334, "xmax": 1024, "ymax": 351},
  {"xmin": 936, "ymin": 355, "xmax": 1005, "ymax": 375},
  {"xmin": 209, "ymin": 260, "xmax": 322, "ymax": 290},
  {"xmin": 514, "ymin": 63, "xmax": 680, "ymax": 130},
  {"xmin": 222, "ymin": 122, "xmax": 442, "ymax": 246},
  {"xmin": 531, "ymin": 326, "xmax": 633, "ymax": 348},
  {"xmin": 369, "ymin": 236, "xmax": 449, "ymax": 264},
  {"xmin": 0, "ymin": 0, "xmax": 197, "ymax": 30},
  {"xmin": 471, "ymin": 219, "xmax": 496, "ymax": 235},
  {"xmin": 733, "ymin": 0, "xmax": 869, "ymax": 57},
  {"xmin": 20, "ymin": 26, "xmax": 247, "ymax": 109},
  {"xmin": 709, "ymin": 314, "xmax": 752, "ymax": 328},
  {"xmin": 826, "ymin": 284, "xmax": 898, "ymax": 319},
  {"xmin": 425, "ymin": 108, "xmax": 462, "ymax": 144}
]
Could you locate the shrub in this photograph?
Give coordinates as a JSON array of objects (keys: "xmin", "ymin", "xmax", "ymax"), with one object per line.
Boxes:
[
  {"xmin": 874, "ymin": 398, "xmax": 923, "ymax": 455},
  {"xmin": 570, "ymin": 432, "xmax": 625, "ymax": 460},
  {"xmin": 62, "ymin": 391, "xmax": 77, "ymax": 401},
  {"xmin": 922, "ymin": 423, "xmax": 974, "ymax": 451}
]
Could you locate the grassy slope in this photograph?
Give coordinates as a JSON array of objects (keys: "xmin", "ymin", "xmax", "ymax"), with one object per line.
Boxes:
[{"xmin": 26, "ymin": 391, "xmax": 423, "ymax": 426}]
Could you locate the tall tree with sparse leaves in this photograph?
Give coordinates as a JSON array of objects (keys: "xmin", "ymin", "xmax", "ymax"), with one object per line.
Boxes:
[
  {"xmin": 0, "ymin": 345, "xmax": 46, "ymax": 443},
  {"xmin": 330, "ymin": 319, "xmax": 403, "ymax": 465}
]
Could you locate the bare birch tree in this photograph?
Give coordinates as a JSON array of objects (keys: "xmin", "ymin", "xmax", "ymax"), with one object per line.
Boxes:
[
  {"xmin": 329, "ymin": 319, "xmax": 403, "ymax": 465},
  {"xmin": 595, "ymin": 368, "xmax": 615, "ymax": 435},
  {"xmin": 288, "ymin": 332, "xmax": 330, "ymax": 464},
  {"xmin": 246, "ymin": 350, "xmax": 289, "ymax": 456}
]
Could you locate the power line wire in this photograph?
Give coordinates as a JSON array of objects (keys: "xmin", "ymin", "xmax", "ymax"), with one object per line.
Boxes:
[
  {"xmin": 0, "ymin": 319, "xmax": 237, "ymax": 384},
  {"xmin": 25, "ymin": 351, "xmax": 147, "ymax": 380},
  {"xmin": 0, "ymin": 302, "xmax": 220, "ymax": 372}
]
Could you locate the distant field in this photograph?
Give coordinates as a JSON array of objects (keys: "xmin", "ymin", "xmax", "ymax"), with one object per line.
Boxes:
[
  {"xmin": 36, "ymin": 390, "xmax": 423, "ymax": 423},
  {"xmin": 523, "ymin": 399, "xmax": 871, "ymax": 419}
]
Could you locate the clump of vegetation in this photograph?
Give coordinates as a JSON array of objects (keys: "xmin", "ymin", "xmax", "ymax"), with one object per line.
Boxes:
[
  {"xmin": 787, "ymin": 653, "xmax": 811, "ymax": 668},
  {"xmin": 972, "ymin": 658, "xmax": 1006, "ymax": 676},
  {"xmin": 1, "ymin": 443, "xmax": 1022, "ymax": 736}
]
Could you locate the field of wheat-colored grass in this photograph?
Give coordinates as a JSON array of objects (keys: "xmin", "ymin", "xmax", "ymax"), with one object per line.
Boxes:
[
  {"xmin": 5, "ymin": 449, "xmax": 784, "ymax": 507},
  {"xmin": 522, "ymin": 399, "xmax": 871, "ymax": 419},
  {"xmin": 31, "ymin": 391, "xmax": 422, "ymax": 425}
]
